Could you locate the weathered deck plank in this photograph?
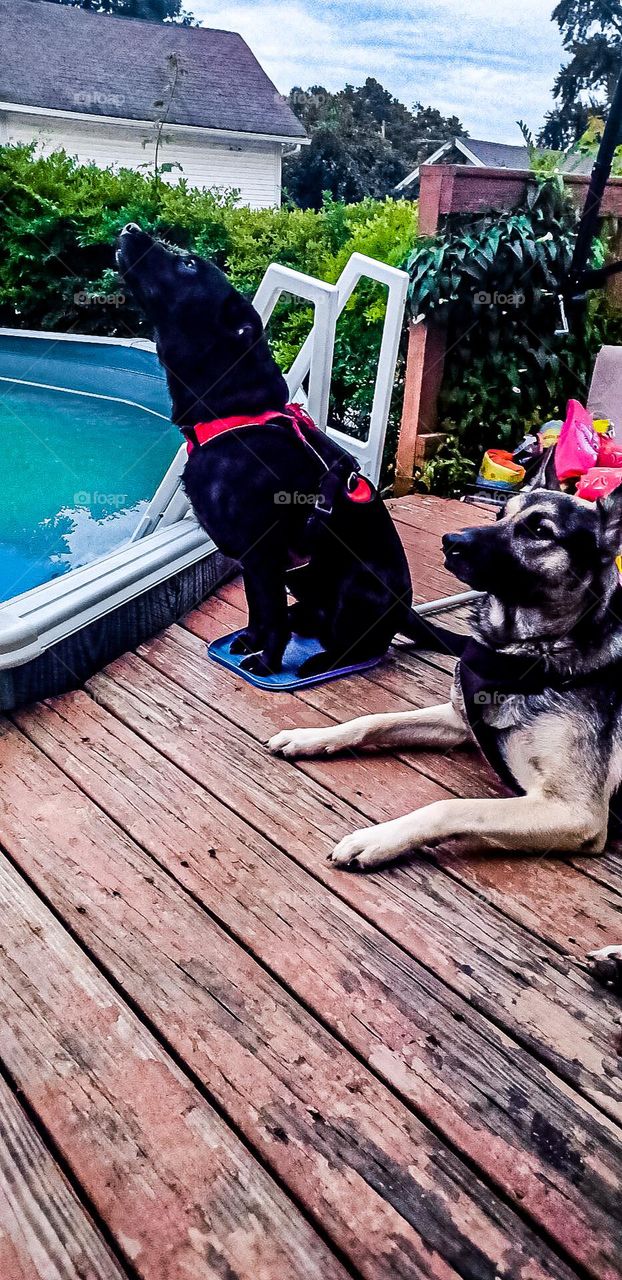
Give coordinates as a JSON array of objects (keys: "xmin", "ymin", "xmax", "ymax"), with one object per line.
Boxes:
[
  {"xmin": 105, "ymin": 629, "xmax": 622, "ymax": 1121},
  {"xmin": 13, "ymin": 691, "xmax": 622, "ymax": 1279},
  {"xmin": 0, "ymin": 717, "xmax": 586, "ymax": 1280},
  {"xmin": 0, "ymin": 849, "xmax": 347, "ymax": 1280},
  {"xmin": 0, "ymin": 1073, "xmax": 127, "ymax": 1280}
]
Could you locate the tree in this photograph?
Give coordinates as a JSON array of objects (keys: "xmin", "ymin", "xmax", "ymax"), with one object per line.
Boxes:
[
  {"xmin": 284, "ymin": 78, "xmax": 465, "ymax": 209},
  {"xmin": 43, "ymin": 0, "xmax": 195, "ymax": 22},
  {"xmin": 540, "ymin": 1, "xmax": 622, "ymax": 147}
]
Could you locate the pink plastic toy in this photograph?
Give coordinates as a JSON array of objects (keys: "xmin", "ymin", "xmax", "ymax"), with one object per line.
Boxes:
[
  {"xmin": 597, "ymin": 436, "xmax": 622, "ymax": 468},
  {"xmin": 554, "ymin": 400, "xmax": 599, "ymax": 481},
  {"xmin": 576, "ymin": 467, "xmax": 622, "ymax": 501}
]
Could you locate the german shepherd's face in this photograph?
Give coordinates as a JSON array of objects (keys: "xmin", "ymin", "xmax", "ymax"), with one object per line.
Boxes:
[
  {"xmin": 115, "ymin": 224, "xmax": 287, "ymax": 424},
  {"xmin": 443, "ymin": 491, "xmax": 606, "ymax": 602},
  {"xmin": 442, "ymin": 449, "xmax": 622, "ymax": 619}
]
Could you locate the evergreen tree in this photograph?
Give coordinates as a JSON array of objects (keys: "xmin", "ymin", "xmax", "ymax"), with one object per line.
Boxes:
[{"xmin": 541, "ymin": 1, "xmax": 622, "ymax": 146}]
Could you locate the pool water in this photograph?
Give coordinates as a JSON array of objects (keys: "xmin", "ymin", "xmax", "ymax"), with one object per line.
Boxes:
[{"xmin": 0, "ymin": 380, "xmax": 180, "ymax": 602}]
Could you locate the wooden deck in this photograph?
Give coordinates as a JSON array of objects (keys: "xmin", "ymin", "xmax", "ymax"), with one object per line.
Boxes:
[{"xmin": 1, "ymin": 494, "xmax": 621, "ymax": 1280}]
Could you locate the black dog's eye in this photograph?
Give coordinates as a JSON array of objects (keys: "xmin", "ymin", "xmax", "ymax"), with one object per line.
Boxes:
[{"xmin": 180, "ymin": 257, "xmax": 196, "ymax": 271}]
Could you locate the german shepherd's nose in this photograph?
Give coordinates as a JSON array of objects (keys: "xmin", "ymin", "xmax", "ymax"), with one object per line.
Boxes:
[{"xmin": 442, "ymin": 530, "xmax": 472, "ymax": 555}]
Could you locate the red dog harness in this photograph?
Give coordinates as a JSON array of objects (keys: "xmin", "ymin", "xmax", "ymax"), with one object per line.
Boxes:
[{"xmin": 183, "ymin": 402, "xmax": 374, "ymax": 505}]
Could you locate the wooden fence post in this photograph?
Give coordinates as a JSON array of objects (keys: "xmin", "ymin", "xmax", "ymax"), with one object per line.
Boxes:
[
  {"xmin": 394, "ymin": 166, "xmax": 449, "ymax": 496},
  {"xmin": 395, "ymin": 321, "xmax": 446, "ymax": 494}
]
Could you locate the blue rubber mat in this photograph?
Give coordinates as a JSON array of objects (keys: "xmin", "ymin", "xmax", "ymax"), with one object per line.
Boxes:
[{"xmin": 207, "ymin": 629, "xmax": 383, "ymax": 690}]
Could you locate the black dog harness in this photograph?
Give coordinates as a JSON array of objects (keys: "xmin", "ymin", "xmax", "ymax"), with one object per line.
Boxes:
[
  {"xmin": 458, "ymin": 623, "xmax": 622, "ymax": 795},
  {"xmin": 457, "ymin": 638, "xmax": 558, "ymax": 793}
]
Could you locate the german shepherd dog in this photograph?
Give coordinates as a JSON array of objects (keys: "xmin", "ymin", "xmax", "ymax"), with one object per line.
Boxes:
[
  {"xmin": 116, "ymin": 224, "xmax": 458, "ymax": 677},
  {"xmin": 269, "ymin": 448, "xmax": 622, "ymax": 930}
]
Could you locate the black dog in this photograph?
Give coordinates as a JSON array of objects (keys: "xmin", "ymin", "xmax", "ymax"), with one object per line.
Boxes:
[{"xmin": 116, "ymin": 225, "xmax": 460, "ymax": 675}]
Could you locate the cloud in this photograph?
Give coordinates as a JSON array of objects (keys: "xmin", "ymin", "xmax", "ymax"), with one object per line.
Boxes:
[{"xmin": 193, "ymin": 0, "xmax": 564, "ymax": 140}]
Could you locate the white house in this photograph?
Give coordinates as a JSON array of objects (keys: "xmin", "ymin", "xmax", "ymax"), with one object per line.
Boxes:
[{"xmin": 0, "ymin": 0, "xmax": 307, "ymax": 208}]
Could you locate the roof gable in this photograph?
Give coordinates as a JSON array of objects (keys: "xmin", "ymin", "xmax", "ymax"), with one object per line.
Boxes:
[{"xmin": 0, "ymin": 0, "xmax": 307, "ymax": 140}]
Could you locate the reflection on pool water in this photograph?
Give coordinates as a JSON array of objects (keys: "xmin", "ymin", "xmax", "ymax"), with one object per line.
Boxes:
[{"xmin": 0, "ymin": 380, "xmax": 179, "ymax": 602}]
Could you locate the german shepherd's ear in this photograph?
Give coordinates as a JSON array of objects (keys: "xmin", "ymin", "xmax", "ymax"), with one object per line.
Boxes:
[
  {"xmin": 597, "ymin": 483, "xmax": 622, "ymax": 558},
  {"xmin": 221, "ymin": 291, "xmax": 263, "ymax": 347},
  {"xmin": 521, "ymin": 446, "xmax": 560, "ymax": 494}
]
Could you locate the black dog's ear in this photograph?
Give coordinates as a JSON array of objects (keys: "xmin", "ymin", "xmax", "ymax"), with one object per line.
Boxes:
[
  {"xmin": 521, "ymin": 445, "xmax": 560, "ymax": 494},
  {"xmin": 221, "ymin": 291, "xmax": 263, "ymax": 347},
  {"xmin": 597, "ymin": 483, "xmax": 622, "ymax": 558}
]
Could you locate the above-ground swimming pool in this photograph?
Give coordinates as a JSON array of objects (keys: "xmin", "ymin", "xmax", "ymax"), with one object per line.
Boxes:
[
  {"xmin": 0, "ymin": 330, "xmax": 225, "ymax": 709},
  {"xmin": 0, "ymin": 337, "xmax": 180, "ymax": 602}
]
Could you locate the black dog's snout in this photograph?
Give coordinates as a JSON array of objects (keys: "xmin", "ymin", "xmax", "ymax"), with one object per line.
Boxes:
[{"xmin": 121, "ymin": 222, "xmax": 141, "ymax": 235}]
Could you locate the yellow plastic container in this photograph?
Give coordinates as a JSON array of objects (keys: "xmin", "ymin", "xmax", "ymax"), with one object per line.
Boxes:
[{"xmin": 479, "ymin": 449, "xmax": 525, "ymax": 487}]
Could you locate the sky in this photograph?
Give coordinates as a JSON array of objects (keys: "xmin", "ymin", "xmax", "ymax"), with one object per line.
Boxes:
[{"xmin": 193, "ymin": 0, "xmax": 565, "ymax": 143}]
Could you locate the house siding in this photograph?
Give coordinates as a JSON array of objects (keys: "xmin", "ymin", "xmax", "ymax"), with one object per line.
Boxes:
[{"xmin": 0, "ymin": 109, "xmax": 282, "ymax": 208}]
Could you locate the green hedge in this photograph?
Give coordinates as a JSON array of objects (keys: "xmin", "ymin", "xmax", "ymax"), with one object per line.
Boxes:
[{"xmin": 0, "ymin": 145, "xmax": 418, "ymax": 479}]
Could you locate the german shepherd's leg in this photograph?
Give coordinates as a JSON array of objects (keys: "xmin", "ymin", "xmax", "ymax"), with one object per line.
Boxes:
[
  {"xmin": 327, "ymin": 792, "xmax": 608, "ymax": 870},
  {"xmin": 269, "ymin": 702, "xmax": 468, "ymax": 758}
]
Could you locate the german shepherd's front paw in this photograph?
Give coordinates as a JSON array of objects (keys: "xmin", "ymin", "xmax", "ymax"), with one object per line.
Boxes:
[
  {"xmin": 240, "ymin": 652, "xmax": 282, "ymax": 677},
  {"xmin": 269, "ymin": 727, "xmax": 339, "ymax": 758},
  {"xmin": 327, "ymin": 821, "xmax": 407, "ymax": 871},
  {"xmin": 587, "ymin": 944, "xmax": 622, "ymax": 992}
]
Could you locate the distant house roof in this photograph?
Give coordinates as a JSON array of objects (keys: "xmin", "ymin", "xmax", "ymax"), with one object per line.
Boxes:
[
  {"xmin": 0, "ymin": 0, "xmax": 307, "ymax": 142},
  {"xmin": 394, "ymin": 135, "xmax": 593, "ymax": 194},
  {"xmin": 459, "ymin": 138, "xmax": 531, "ymax": 168}
]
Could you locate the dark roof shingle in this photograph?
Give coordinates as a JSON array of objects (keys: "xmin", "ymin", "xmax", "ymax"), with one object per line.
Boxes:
[
  {"xmin": 0, "ymin": 0, "xmax": 307, "ymax": 139},
  {"xmin": 467, "ymin": 138, "xmax": 594, "ymax": 176},
  {"xmin": 465, "ymin": 139, "xmax": 530, "ymax": 168}
]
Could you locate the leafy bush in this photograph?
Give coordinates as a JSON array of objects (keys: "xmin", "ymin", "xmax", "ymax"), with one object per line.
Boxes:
[
  {"xmin": 0, "ymin": 144, "xmax": 417, "ymax": 479},
  {"xmin": 406, "ymin": 175, "xmax": 622, "ymax": 493}
]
